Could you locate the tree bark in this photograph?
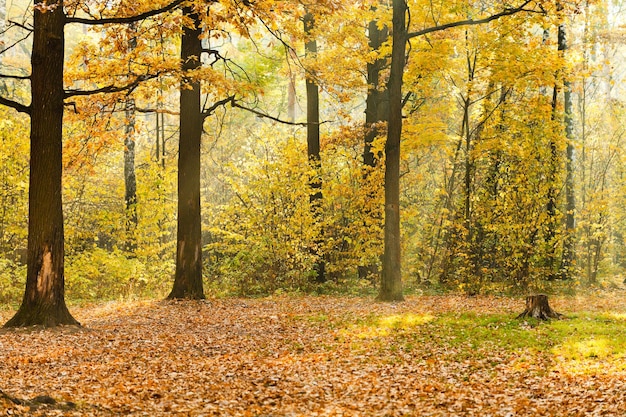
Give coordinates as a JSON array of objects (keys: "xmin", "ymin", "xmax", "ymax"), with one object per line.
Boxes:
[
  {"xmin": 304, "ymin": 11, "xmax": 325, "ymax": 283},
  {"xmin": 561, "ymin": 76, "xmax": 576, "ymax": 279},
  {"xmin": 4, "ymin": 0, "xmax": 79, "ymax": 327},
  {"xmin": 378, "ymin": 0, "xmax": 406, "ymax": 301},
  {"xmin": 517, "ymin": 294, "xmax": 562, "ymax": 320},
  {"xmin": 364, "ymin": 12, "xmax": 389, "ymax": 169},
  {"xmin": 556, "ymin": 18, "xmax": 576, "ymax": 280},
  {"xmin": 359, "ymin": 9, "xmax": 389, "ymax": 282},
  {"xmin": 124, "ymin": 24, "xmax": 138, "ymax": 253},
  {"xmin": 168, "ymin": 7, "xmax": 205, "ymax": 300}
]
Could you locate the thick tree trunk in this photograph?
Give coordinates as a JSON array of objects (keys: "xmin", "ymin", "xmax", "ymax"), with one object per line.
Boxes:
[
  {"xmin": 168, "ymin": 8, "xmax": 205, "ymax": 300},
  {"xmin": 517, "ymin": 294, "xmax": 562, "ymax": 320},
  {"xmin": 5, "ymin": 0, "xmax": 79, "ymax": 327},
  {"xmin": 304, "ymin": 11, "xmax": 325, "ymax": 283},
  {"xmin": 378, "ymin": 0, "xmax": 406, "ymax": 301}
]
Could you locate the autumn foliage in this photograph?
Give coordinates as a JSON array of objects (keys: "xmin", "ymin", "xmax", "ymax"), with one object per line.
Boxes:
[{"xmin": 2, "ymin": 295, "xmax": 626, "ymax": 415}]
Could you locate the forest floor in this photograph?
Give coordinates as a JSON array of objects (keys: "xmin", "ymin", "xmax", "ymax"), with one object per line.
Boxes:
[{"xmin": 1, "ymin": 293, "xmax": 626, "ymax": 416}]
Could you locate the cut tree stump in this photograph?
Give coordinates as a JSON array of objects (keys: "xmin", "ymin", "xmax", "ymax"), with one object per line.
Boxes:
[{"xmin": 516, "ymin": 294, "xmax": 562, "ymax": 320}]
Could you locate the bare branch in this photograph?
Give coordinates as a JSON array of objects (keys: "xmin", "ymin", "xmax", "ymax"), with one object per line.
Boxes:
[
  {"xmin": 66, "ymin": 0, "xmax": 185, "ymax": 25},
  {"xmin": 0, "ymin": 96, "xmax": 30, "ymax": 114},
  {"xmin": 231, "ymin": 101, "xmax": 329, "ymax": 127},
  {"xmin": 407, "ymin": 1, "xmax": 538, "ymax": 39},
  {"xmin": 201, "ymin": 96, "xmax": 236, "ymax": 118},
  {"xmin": 7, "ymin": 19, "xmax": 33, "ymax": 32},
  {"xmin": 136, "ymin": 107, "xmax": 180, "ymax": 116},
  {"xmin": 0, "ymin": 73, "xmax": 30, "ymax": 80},
  {"xmin": 0, "ymin": 31, "xmax": 33, "ymax": 55},
  {"xmin": 64, "ymin": 73, "xmax": 160, "ymax": 99}
]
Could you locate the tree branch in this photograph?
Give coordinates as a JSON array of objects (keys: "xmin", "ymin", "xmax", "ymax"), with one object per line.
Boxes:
[
  {"xmin": 199, "ymin": 95, "xmax": 329, "ymax": 126},
  {"xmin": 0, "ymin": 96, "xmax": 31, "ymax": 114},
  {"xmin": 65, "ymin": 0, "xmax": 185, "ymax": 25},
  {"xmin": 64, "ymin": 73, "xmax": 160, "ymax": 99},
  {"xmin": 7, "ymin": 19, "xmax": 33, "ymax": 32},
  {"xmin": 0, "ymin": 73, "xmax": 30, "ymax": 80},
  {"xmin": 231, "ymin": 101, "xmax": 327, "ymax": 126},
  {"xmin": 201, "ymin": 96, "xmax": 236, "ymax": 118},
  {"xmin": 407, "ymin": 1, "xmax": 537, "ymax": 39},
  {"xmin": 0, "ymin": 31, "xmax": 33, "ymax": 55},
  {"xmin": 136, "ymin": 107, "xmax": 180, "ymax": 116}
]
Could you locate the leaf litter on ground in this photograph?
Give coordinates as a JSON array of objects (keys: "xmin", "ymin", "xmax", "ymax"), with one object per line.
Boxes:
[{"xmin": 1, "ymin": 294, "xmax": 626, "ymax": 416}]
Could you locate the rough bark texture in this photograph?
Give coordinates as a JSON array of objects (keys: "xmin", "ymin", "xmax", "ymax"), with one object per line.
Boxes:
[
  {"xmin": 378, "ymin": 0, "xmax": 406, "ymax": 302},
  {"xmin": 168, "ymin": 8, "xmax": 205, "ymax": 300},
  {"xmin": 517, "ymin": 294, "xmax": 562, "ymax": 320},
  {"xmin": 4, "ymin": 0, "xmax": 79, "ymax": 327},
  {"xmin": 304, "ymin": 11, "xmax": 325, "ymax": 283}
]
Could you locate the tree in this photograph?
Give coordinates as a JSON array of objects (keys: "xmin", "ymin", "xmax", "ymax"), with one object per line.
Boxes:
[
  {"xmin": 168, "ymin": 6, "xmax": 205, "ymax": 299},
  {"xmin": 3, "ymin": 1, "xmax": 77, "ymax": 327},
  {"xmin": 378, "ymin": 0, "xmax": 538, "ymax": 301},
  {"xmin": 359, "ymin": 4, "xmax": 389, "ymax": 281},
  {"xmin": 168, "ymin": 0, "xmax": 266, "ymax": 298},
  {"xmin": 124, "ymin": 23, "xmax": 139, "ymax": 253},
  {"xmin": 378, "ymin": 0, "xmax": 406, "ymax": 301},
  {"xmin": 303, "ymin": 9, "xmax": 325, "ymax": 283},
  {"xmin": 2, "ymin": 0, "xmax": 184, "ymax": 327},
  {"xmin": 559, "ymin": 19, "xmax": 576, "ymax": 280}
]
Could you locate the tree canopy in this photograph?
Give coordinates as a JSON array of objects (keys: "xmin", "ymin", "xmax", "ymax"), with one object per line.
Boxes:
[{"xmin": 0, "ymin": 0, "xmax": 625, "ymax": 320}]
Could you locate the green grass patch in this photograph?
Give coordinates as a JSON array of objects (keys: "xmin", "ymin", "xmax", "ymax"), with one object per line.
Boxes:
[{"xmin": 318, "ymin": 309, "xmax": 626, "ymax": 375}]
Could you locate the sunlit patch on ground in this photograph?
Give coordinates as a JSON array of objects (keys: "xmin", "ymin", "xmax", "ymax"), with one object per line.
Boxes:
[{"xmin": 1, "ymin": 294, "xmax": 626, "ymax": 415}]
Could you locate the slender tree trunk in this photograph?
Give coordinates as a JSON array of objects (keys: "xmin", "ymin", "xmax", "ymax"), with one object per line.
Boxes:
[
  {"xmin": 558, "ymin": 20, "xmax": 576, "ymax": 280},
  {"xmin": 287, "ymin": 38, "xmax": 297, "ymax": 123},
  {"xmin": 5, "ymin": 0, "xmax": 79, "ymax": 327},
  {"xmin": 546, "ymin": 23, "xmax": 565, "ymax": 280},
  {"xmin": 547, "ymin": 77, "xmax": 559, "ymax": 279},
  {"xmin": 304, "ymin": 11, "xmax": 325, "ymax": 283},
  {"xmin": 124, "ymin": 98, "xmax": 138, "ymax": 252},
  {"xmin": 359, "ymin": 9, "xmax": 389, "ymax": 281},
  {"xmin": 462, "ymin": 95, "xmax": 472, "ymax": 241},
  {"xmin": 168, "ymin": 7, "xmax": 205, "ymax": 299},
  {"xmin": 364, "ymin": 13, "xmax": 389, "ymax": 169},
  {"xmin": 561, "ymin": 75, "xmax": 575, "ymax": 279},
  {"xmin": 0, "ymin": 0, "xmax": 6, "ymax": 94},
  {"xmin": 378, "ymin": 0, "xmax": 406, "ymax": 301},
  {"xmin": 124, "ymin": 24, "xmax": 138, "ymax": 253}
]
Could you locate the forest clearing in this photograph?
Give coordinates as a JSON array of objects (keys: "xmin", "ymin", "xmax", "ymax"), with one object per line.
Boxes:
[
  {"xmin": 2, "ymin": 293, "xmax": 626, "ymax": 416},
  {"xmin": 3, "ymin": 0, "xmax": 626, "ymax": 414}
]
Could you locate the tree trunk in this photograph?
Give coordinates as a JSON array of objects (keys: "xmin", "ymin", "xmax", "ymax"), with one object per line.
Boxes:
[
  {"xmin": 124, "ymin": 24, "xmax": 138, "ymax": 253},
  {"xmin": 516, "ymin": 294, "xmax": 562, "ymax": 320},
  {"xmin": 364, "ymin": 11, "xmax": 389, "ymax": 169},
  {"xmin": 561, "ymin": 76, "xmax": 575, "ymax": 279},
  {"xmin": 378, "ymin": 0, "xmax": 406, "ymax": 302},
  {"xmin": 359, "ymin": 8, "xmax": 388, "ymax": 282},
  {"xmin": 168, "ymin": 7, "xmax": 205, "ymax": 300},
  {"xmin": 4, "ymin": 0, "xmax": 79, "ymax": 327},
  {"xmin": 304, "ymin": 11, "xmax": 325, "ymax": 283},
  {"xmin": 559, "ymin": 19, "xmax": 576, "ymax": 280},
  {"xmin": 287, "ymin": 38, "xmax": 297, "ymax": 123}
]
